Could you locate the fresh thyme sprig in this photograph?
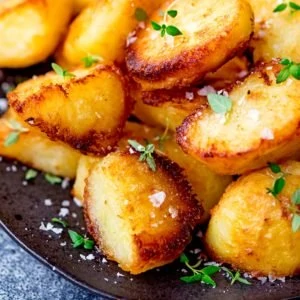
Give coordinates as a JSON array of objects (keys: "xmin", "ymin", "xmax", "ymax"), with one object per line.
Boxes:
[
  {"xmin": 207, "ymin": 93, "xmax": 232, "ymax": 115},
  {"xmin": 81, "ymin": 55, "xmax": 102, "ymax": 68},
  {"xmin": 128, "ymin": 140, "xmax": 156, "ymax": 171},
  {"xmin": 266, "ymin": 162, "xmax": 286, "ymax": 197},
  {"xmin": 52, "ymin": 218, "xmax": 68, "ymax": 228},
  {"xmin": 25, "ymin": 169, "xmax": 38, "ymax": 181},
  {"xmin": 290, "ymin": 189, "xmax": 300, "ymax": 232},
  {"xmin": 44, "ymin": 173, "xmax": 62, "ymax": 185},
  {"xmin": 4, "ymin": 120, "xmax": 29, "ymax": 147},
  {"xmin": 276, "ymin": 58, "xmax": 300, "ymax": 84},
  {"xmin": 221, "ymin": 267, "xmax": 251, "ymax": 285},
  {"xmin": 273, "ymin": 2, "xmax": 300, "ymax": 13},
  {"xmin": 68, "ymin": 230, "xmax": 94, "ymax": 249},
  {"xmin": 51, "ymin": 63, "xmax": 75, "ymax": 78}
]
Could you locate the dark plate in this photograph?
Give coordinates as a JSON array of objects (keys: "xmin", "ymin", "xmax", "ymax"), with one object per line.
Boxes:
[{"xmin": 1, "ymin": 67, "xmax": 300, "ymax": 300}]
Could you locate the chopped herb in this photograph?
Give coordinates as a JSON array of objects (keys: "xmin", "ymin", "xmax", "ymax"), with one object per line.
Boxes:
[
  {"xmin": 207, "ymin": 93, "xmax": 232, "ymax": 114},
  {"xmin": 292, "ymin": 189, "xmax": 300, "ymax": 205},
  {"xmin": 179, "ymin": 253, "xmax": 220, "ymax": 287},
  {"xmin": 82, "ymin": 55, "xmax": 101, "ymax": 68},
  {"xmin": 273, "ymin": 3, "xmax": 288, "ymax": 12},
  {"xmin": 268, "ymin": 162, "xmax": 282, "ymax": 174},
  {"xmin": 44, "ymin": 173, "xmax": 62, "ymax": 185},
  {"xmin": 128, "ymin": 140, "xmax": 156, "ymax": 171},
  {"xmin": 4, "ymin": 132, "xmax": 20, "ymax": 147},
  {"xmin": 51, "ymin": 218, "xmax": 68, "ymax": 228},
  {"xmin": 68, "ymin": 230, "xmax": 94, "ymax": 249},
  {"xmin": 51, "ymin": 63, "xmax": 75, "ymax": 78},
  {"xmin": 289, "ymin": 1, "xmax": 300, "ymax": 10},
  {"xmin": 290, "ymin": 188, "xmax": 300, "ymax": 232},
  {"xmin": 292, "ymin": 214, "xmax": 300, "ymax": 232},
  {"xmin": 276, "ymin": 58, "xmax": 300, "ymax": 83},
  {"xmin": 267, "ymin": 177, "xmax": 286, "ymax": 197},
  {"xmin": 135, "ymin": 7, "xmax": 148, "ymax": 21},
  {"xmin": 222, "ymin": 267, "xmax": 251, "ymax": 285},
  {"xmin": 25, "ymin": 169, "xmax": 38, "ymax": 181},
  {"xmin": 167, "ymin": 10, "xmax": 178, "ymax": 18}
]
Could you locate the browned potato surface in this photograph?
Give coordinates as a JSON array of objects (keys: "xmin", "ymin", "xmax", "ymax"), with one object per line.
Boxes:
[
  {"xmin": 205, "ymin": 161, "xmax": 300, "ymax": 277},
  {"xmin": 126, "ymin": 0, "xmax": 254, "ymax": 90},
  {"xmin": 177, "ymin": 60, "xmax": 300, "ymax": 175},
  {"xmin": 0, "ymin": 110, "xmax": 80, "ymax": 178},
  {"xmin": 84, "ymin": 150, "xmax": 202, "ymax": 274},
  {"xmin": 132, "ymin": 88, "xmax": 207, "ymax": 132},
  {"xmin": 8, "ymin": 64, "xmax": 130, "ymax": 156},
  {"xmin": 57, "ymin": 0, "xmax": 165, "ymax": 67},
  {"xmin": 0, "ymin": 0, "xmax": 72, "ymax": 68},
  {"xmin": 72, "ymin": 0, "xmax": 96, "ymax": 15}
]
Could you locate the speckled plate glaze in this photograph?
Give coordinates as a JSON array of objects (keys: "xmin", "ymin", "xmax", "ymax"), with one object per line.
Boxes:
[{"xmin": 1, "ymin": 67, "xmax": 300, "ymax": 300}]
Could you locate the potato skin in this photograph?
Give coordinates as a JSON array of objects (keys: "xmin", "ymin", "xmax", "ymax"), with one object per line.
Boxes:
[
  {"xmin": 126, "ymin": 0, "xmax": 254, "ymax": 90},
  {"xmin": 8, "ymin": 64, "xmax": 130, "ymax": 156},
  {"xmin": 84, "ymin": 150, "xmax": 202, "ymax": 274},
  {"xmin": 0, "ymin": 0, "xmax": 72, "ymax": 68},
  {"xmin": 205, "ymin": 161, "xmax": 300, "ymax": 277},
  {"xmin": 72, "ymin": 0, "xmax": 96, "ymax": 15},
  {"xmin": 132, "ymin": 88, "xmax": 207, "ymax": 132},
  {"xmin": 0, "ymin": 110, "xmax": 80, "ymax": 178},
  {"xmin": 177, "ymin": 60, "xmax": 300, "ymax": 175},
  {"xmin": 56, "ymin": 0, "xmax": 165, "ymax": 68}
]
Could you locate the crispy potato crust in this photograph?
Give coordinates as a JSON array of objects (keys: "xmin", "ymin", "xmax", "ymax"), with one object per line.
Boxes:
[
  {"xmin": 132, "ymin": 87, "xmax": 207, "ymax": 132},
  {"xmin": 0, "ymin": 0, "xmax": 72, "ymax": 68},
  {"xmin": 126, "ymin": 0, "xmax": 254, "ymax": 90},
  {"xmin": 205, "ymin": 161, "xmax": 300, "ymax": 277},
  {"xmin": 0, "ymin": 110, "xmax": 80, "ymax": 178},
  {"xmin": 84, "ymin": 150, "xmax": 202, "ymax": 274},
  {"xmin": 8, "ymin": 64, "xmax": 130, "ymax": 156},
  {"xmin": 177, "ymin": 60, "xmax": 300, "ymax": 175}
]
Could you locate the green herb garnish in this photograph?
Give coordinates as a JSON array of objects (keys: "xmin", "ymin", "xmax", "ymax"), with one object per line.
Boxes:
[
  {"xmin": 266, "ymin": 162, "xmax": 286, "ymax": 197},
  {"xmin": 291, "ymin": 189, "xmax": 300, "ymax": 232},
  {"xmin": 273, "ymin": 2, "xmax": 300, "ymax": 13},
  {"xmin": 179, "ymin": 254, "xmax": 220, "ymax": 287},
  {"xmin": 51, "ymin": 218, "xmax": 68, "ymax": 228},
  {"xmin": 128, "ymin": 140, "xmax": 156, "ymax": 171},
  {"xmin": 207, "ymin": 93, "xmax": 232, "ymax": 114},
  {"xmin": 221, "ymin": 267, "xmax": 251, "ymax": 285},
  {"xmin": 68, "ymin": 230, "xmax": 94, "ymax": 249},
  {"xmin": 44, "ymin": 173, "xmax": 62, "ymax": 185},
  {"xmin": 81, "ymin": 55, "xmax": 101, "ymax": 68},
  {"xmin": 51, "ymin": 63, "xmax": 75, "ymax": 78},
  {"xmin": 4, "ymin": 120, "xmax": 29, "ymax": 147},
  {"xmin": 268, "ymin": 162, "xmax": 282, "ymax": 174},
  {"xmin": 25, "ymin": 169, "xmax": 38, "ymax": 181},
  {"xmin": 151, "ymin": 8, "xmax": 182, "ymax": 37},
  {"xmin": 135, "ymin": 7, "xmax": 148, "ymax": 21},
  {"xmin": 276, "ymin": 58, "xmax": 300, "ymax": 83}
]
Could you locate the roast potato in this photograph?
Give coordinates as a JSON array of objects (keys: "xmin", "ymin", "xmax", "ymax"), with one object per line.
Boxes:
[
  {"xmin": 132, "ymin": 88, "xmax": 207, "ymax": 132},
  {"xmin": 56, "ymin": 0, "xmax": 165, "ymax": 67},
  {"xmin": 126, "ymin": 0, "xmax": 254, "ymax": 91},
  {"xmin": 0, "ymin": 0, "xmax": 72, "ymax": 68},
  {"xmin": 177, "ymin": 60, "xmax": 300, "ymax": 175},
  {"xmin": 84, "ymin": 150, "xmax": 202, "ymax": 274},
  {"xmin": 0, "ymin": 110, "xmax": 80, "ymax": 178},
  {"xmin": 72, "ymin": 155, "xmax": 98, "ymax": 201},
  {"xmin": 205, "ymin": 161, "xmax": 300, "ymax": 277},
  {"xmin": 8, "ymin": 64, "xmax": 130, "ymax": 156}
]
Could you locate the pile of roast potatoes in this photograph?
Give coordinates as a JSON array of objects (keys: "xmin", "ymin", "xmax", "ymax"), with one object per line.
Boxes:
[{"xmin": 1, "ymin": 0, "xmax": 300, "ymax": 277}]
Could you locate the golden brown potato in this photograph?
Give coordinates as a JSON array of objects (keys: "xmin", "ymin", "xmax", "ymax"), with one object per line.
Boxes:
[
  {"xmin": 72, "ymin": 0, "xmax": 96, "ymax": 15},
  {"xmin": 0, "ymin": 110, "xmax": 80, "ymax": 178},
  {"xmin": 84, "ymin": 150, "xmax": 202, "ymax": 274},
  {"xmin": 56, "ymin": 0, "xmax": 165, "ymax": 68},
  {"xmin": 72, "ymin": 155, "xmax": 99, "ymax": 200},
  {"xmin": 126, "ymin": 0, "xmax": 254, "ymax": 91},
  {"xmin": 123, "ymin": 123, "xmax": 232, "ymax": 222},
  {"xmin": 132, "ymin": 88, "xmax": 207, "ymax": 132},
  {"xmin": 203, "ymin": 56, "xmax": 250, "ymax": 90},
  {"xmin": 177, "ymin": 60, "xmax": 300, "ymax": 175},
  {"xmin": 8, "ymin": 64, "xmax": 130, "ymax": 156},
  {"xmin": 0, "ymin": 0, "xmax": 72, "ymax": 68},
  {"xmin": 205, "ymin": 161, "xmax": 300, "ymax": 277}
]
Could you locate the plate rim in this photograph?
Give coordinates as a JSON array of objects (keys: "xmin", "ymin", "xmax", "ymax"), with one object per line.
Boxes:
[{"xmin": 0, "ymin": 220, "xmax": 117, "ymax": 299}]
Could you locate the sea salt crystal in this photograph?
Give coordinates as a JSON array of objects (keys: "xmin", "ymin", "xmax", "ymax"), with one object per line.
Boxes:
[
  {"xmin": 61, "ymin": 200, "xmax": 70, "ymax": 207},
  {"xmin": 126, "ymin": 31, "xmax": 137, "ymax": 47},
  {"xmin": 61, "ymin": 178, "xmax": 70, "ymax": 189},
  {"xmin": 257, "ymin": 277, "xmax": 267, "ymax": 284},
  {"xmin": 39, "ymin": 222, "xmax": 63, "ymax": 235},
  {"xmin": 168, "ymin": 206, "xmax": 178, "ymax": 218},
  {"xmin": 58, "ymin": 207, "xmax": 69, "ymax": 217},
  {"xmin": 102, "ymin": 258, "xmax": 107, "ymax": 263},
  {"xmin": 149, "ymin": 191, "xmax": 166, "ymax": 208},
  {"xmin": 86, "ymin": 254, "xmax": 95, "ymax": 261},
  {"xmin": 197, "ymin": 86, "xmax": 216, "ymax": 96},
  {"xmin": 185, "ymin": 92, "xmax": 194, "ymax": 101},
  {"xmin": 73, "ymin": 197, "xmax": 83, "ymax": 207},
  {"xmin": 117, "ymin": 272, "xmax": 125, "ymax": 277},
  {"xmin": 0, "ymin": 98, "xmax": 8, "ymax": 113},
  {"xmin": 44, "ymin": 199, "xmax": 53, "ymax": 206},
  {"xmin": 261, "ymin": 128, "xmax": 274, "ymax": 140},
  {"xmin": 60, "ymin": 242, "xmax": 67, "ymax": 247}
]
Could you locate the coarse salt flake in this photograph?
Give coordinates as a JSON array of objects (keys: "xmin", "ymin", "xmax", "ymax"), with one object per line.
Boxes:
[
  {"xmin": 58, "ymin": 207, "xmax": 69, "ymax": 217},
  {"xmin": 39, "ymin": 222, "xmax": 63, "ymax": 235},
  {"xmin": 185, "ymin": 92, "xmax": 194, "ymax": 101},
  {"xmin": 61, "ymin": 200, "xmax": 70, "ymax": 207},
  {"xmin": 149, "ymin": 191, "xmax": 166, "ymax": 208},
  {"xmin": 61, "ymin": 178, "xmax": 70, "ymax": 189},
  {"xmin": 86, "ymin": 254, "xmax": 95, "ymax": 261},
  {"xmin": 44, "ymin": 199, "xmax": 53, "ymax": 206},
  {"xmin": 168, "ymin": 206, "xmax": 178, "ymax": 218},
  {"xmin": 197, "ymin": 85, "xmax": 216, "ymax": 96},
  {"xmin": 261, "ymin": 128, "xmax": 274, "ymax": 140},
  {"xmin": 117, "ymin": 272, "xmax": 125, "ymax": 277}
]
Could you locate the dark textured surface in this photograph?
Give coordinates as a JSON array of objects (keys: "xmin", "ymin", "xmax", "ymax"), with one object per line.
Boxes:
[
  {"xmin": 1, "ymin": 159, "xmax": 300, "ymax": 300},
  {"xmin": 0, "ymin": 228, "xmax": 101, "ymax": 300}
]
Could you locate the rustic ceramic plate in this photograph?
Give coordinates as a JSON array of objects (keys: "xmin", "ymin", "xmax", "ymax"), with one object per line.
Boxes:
[{"xmin": 0, "ymin": 67, "xmax": 300, "ymax": 300}]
